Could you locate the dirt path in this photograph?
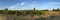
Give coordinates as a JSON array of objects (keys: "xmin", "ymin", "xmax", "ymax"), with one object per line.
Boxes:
[{"xmin": 0, "ymin": 15, "xmax": 6, "ymax": 20}]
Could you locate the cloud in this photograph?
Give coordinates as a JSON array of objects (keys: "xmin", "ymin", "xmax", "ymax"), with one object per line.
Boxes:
[
  {"xmin": 0, "ymin": 8, "xmax": 4, "ymax": 10},
  {"xmin": 20, "ymin": 2, "xmax": 25, "ymax": 5},
  {"xmin": 48, "ymin": 2, "xmax": 60, "ymax": 4},
  {"xmin": 47, "ymin": 2, "xmax": 60, "ymax": 8},
  {"xmin": 9, "ymin": 5, "xmax": 16, "ymax": 10},
  {"xmin": 34, "ymin": 1, "xmax": 37, "ymax": 3},
  {"xmin": 8, "ymin": 2, "xmax": 25, "ymax": 10}
]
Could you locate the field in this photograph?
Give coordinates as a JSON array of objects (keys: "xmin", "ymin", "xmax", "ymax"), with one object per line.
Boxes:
[{"xmin": 0, "ymin": 8, "xmax": 60, "ymax": 20}]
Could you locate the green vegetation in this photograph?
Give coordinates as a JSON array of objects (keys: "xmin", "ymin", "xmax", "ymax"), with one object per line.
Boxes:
[
  {"xmin": 53, "ymin": 8, "xmax": 60, "ymax": 11},
  {"xmin": 0, "ymin": 8, "xmax": 60, "ymax": 16}
]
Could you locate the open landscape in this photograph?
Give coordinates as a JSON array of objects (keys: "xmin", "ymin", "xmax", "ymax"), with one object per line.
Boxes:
[
  {"xmin": 0, "ymin": 8, "xmax": 60, "ymax": 20},
  {"xmin": 0, "ymin": 0, "xmax": 60, "ymax": 20}
]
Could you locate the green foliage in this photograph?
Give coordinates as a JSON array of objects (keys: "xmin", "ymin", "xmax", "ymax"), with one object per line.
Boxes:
[
  {"xmin": 8, "ymin": 10, "xmax": 16, "ymax": 15},
  {"xmin": 40, "ymin": 11, "xmax": 46, "ymax": 15},
  {"xmin": 0, "ymin": 9, "xmax": 46, "ymax": 16},
  {"xmin": 53, "ymin": 8, "xmax": 60, "ymax": 11}
]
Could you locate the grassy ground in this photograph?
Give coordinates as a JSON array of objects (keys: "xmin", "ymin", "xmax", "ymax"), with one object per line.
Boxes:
[{"xmin": 0, "ymin": 11, "xmax": 60, "ymax": 20}]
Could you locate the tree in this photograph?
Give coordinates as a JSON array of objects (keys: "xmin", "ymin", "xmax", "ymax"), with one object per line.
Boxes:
[
  {"xmin": 4, "ymin": 8, "xmax": 8, "ymax": 11},
  {"xmin": 57, "ymin": 8, "xmax": 60, "ymax": 11},
  {"xmin": 33, "ymin": 8, "xmax": 35, "ymax": 11},
  {"xmin": 53, "ymin": 9, "xmax": 55, "ymax": 11},
  {"xmin": 53, "ymin": 8, "xmax": 60, "ymax": 11}
]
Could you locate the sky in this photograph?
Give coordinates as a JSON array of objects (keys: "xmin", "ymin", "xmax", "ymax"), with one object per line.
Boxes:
[{"xmin": 0, "ymin": 0, "xmax": 60, "ymax": 10}]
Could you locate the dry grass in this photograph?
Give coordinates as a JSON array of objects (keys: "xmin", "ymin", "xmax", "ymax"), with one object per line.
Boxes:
[{"xmin": 0, "ymin": 11, "xmax": 60, "ymax": 20}]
